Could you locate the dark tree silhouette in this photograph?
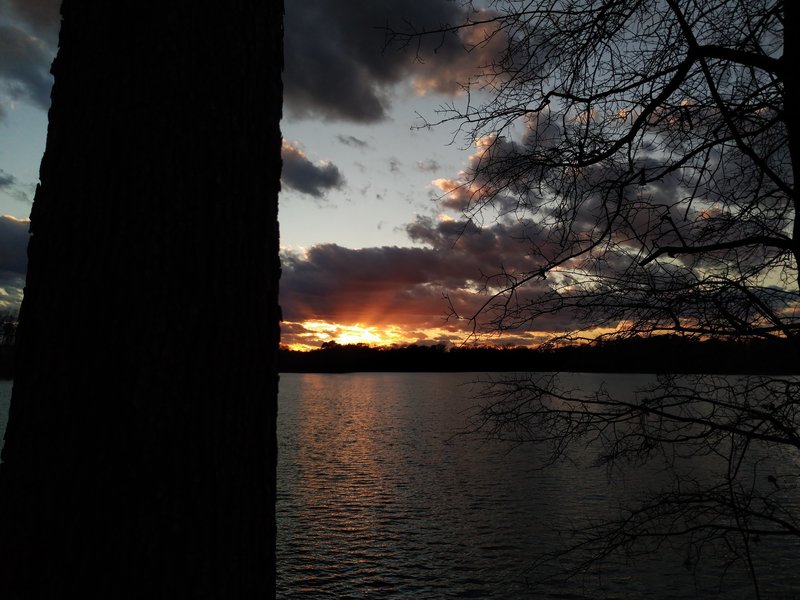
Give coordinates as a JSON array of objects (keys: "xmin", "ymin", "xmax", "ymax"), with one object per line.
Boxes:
[
  {"xmin": 393, "ymin": 1, "xmax": 799, "ymax": 595},
  {"xmin": 0, "ymin": 2, "xmax": 282, "ymax": 598}
]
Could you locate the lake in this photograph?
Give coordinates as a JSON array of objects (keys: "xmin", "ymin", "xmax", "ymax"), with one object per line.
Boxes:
[
  {"xmin": 277, "ymin": 372, "xmax": 799, "ymax": 599},
  {"xmin": 1, "ymin": 374, "xmax": 798, "ymax": 597}
]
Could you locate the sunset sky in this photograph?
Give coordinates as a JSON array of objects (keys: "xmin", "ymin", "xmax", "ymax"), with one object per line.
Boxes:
[{"xmin": 0, "ymin": 0, "xmax": 575, "ymax": 350}]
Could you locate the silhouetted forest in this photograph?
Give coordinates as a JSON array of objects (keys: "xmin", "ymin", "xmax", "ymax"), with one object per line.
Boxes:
[
  {"xmin": 1, "ymin": 336, "xmax": 795, "ymax": 380},
  {"xmin": 279, "ymin": 337, "xmax": 800, "ymax": 374}
]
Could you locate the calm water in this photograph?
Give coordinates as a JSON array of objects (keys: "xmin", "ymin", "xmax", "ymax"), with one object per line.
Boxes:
[{"xmin": 277, "ymin": 372, "xmax": 800, "ymax": 599}]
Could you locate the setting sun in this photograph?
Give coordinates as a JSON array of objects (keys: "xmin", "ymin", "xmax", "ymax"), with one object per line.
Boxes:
[
  {"xmin": 284, "ymin": 320, "xmax": 413, "ymax": 351},
  {"xmin": 281, "ymin": 319, "xmax": 565, "ymax": 351}
]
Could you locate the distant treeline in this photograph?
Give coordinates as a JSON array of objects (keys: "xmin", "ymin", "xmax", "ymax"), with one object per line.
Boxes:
[
  {"xmin": 280, "ymin": 337, "xmax": 800, "ymax": 374},
  {"xmin": 1, "ymin": 336, "xmax": 797, "ymax": 380}
]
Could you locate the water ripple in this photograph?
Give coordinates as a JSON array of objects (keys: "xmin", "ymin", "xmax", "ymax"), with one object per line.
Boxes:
[{"xmin": 277, "ymin": 373, "xmax": 799, "ymax": 599}]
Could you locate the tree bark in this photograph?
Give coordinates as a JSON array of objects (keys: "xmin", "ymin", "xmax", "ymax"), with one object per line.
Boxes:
[{"xmin": 0, "ymin": 2, "xmax": 282, "ymax": 598}]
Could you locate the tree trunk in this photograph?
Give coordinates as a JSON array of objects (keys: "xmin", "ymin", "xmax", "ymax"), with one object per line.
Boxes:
[{"xmin": 0, "ymin": 2, "xmax": 282, "ymax": 598}]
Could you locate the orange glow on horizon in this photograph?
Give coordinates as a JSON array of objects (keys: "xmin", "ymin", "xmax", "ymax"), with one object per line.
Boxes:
[
  {"xmin": 284, "ymin": 320, "xmax": 417, "ymax": 351},
  {"xmin": 282, "ymin": 321, "xmax": 650, "ymax": 351},
  {"xmin": 281, "ymin": 319, "xmax": 580, "ymax": 351}
]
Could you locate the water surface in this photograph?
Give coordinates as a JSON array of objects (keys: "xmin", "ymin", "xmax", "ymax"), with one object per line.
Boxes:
[{"xmin": 277, "ymin": 372, "xmax": 799, "ymax": 599}]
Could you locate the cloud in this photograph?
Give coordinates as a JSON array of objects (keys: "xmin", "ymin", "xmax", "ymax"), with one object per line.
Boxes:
[
  {"xmin": 408, "ymin": 8, "xmax": 510, "ymax": 97},
  {"xmin": 336, "ymin": 134, "xmax": 369, "ymax": 149},
  {"xmin": 0, "ymin": 0, "xmax": 59, "ymax": 115},
  {"xmin": 0, "ymin": 169, "xmax": 34, "ymax": 204},
  {"xmin": 284, "ymin": 0, "xmax": 506, "ymax": 122},
  {"xmin": 416, "ymin": 159, "xmax": 440, "ymax": 172},
  {"xmin": 438, "ymin": 126, "xmax": 720, "ymax": 260},
  {"xmin": 403, "ymin": 215, "xmax": 555, "ymax": 278},
  {"xmin": 280, "ymin": 242, "xmax": 472, "ymax": 337},
  {"xmin": 0, "ymin": 22, "xmax": 55, "ymax": 111},
  {"xmin": 0, "ymin": 170, "xmax": 16, "ymax": 189},
  {"xmin": 426, "ymin": 132, "xmax": 555, "ymax": 219},
  {"xmin": 1, "ymin": 0, "xmax": 506, "ymax": 125},
  {"xmin": 279, "ymin": 213, "xmax": 587, "ymax": 347},
  {"xmin": 2, "ymin": 0, "xmax": 61, "ymax": 35},
  {"xmin": 432, "ymin": 177, "xmax": 472, "ymax": 211},
  {"xmin": 281, "ymin": 140, "xmax": 345, "ymax": 198}
]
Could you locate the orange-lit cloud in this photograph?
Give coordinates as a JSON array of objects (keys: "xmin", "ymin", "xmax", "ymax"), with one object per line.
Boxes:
[
  {"xmin": 281, "ymin": 320, "xmax": 467, "ymax": 351},
  {"xmin": 432, "ymin": 177, "xmax": 474, "ymax": 212},
  {"xmin": 278, "ymin": 216, "xmax": 590, "ymax": 349},
  {"xmin": 411, "ymin": 9, "xmax": 508, "ymax": 97}
]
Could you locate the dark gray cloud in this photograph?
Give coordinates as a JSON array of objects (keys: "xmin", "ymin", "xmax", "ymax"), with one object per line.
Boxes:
[
  {"xmin": 0, "ymin": 170, "xmax": 16, "ymax": 189},
  {"xmin": 0, "ymin": 0, "xmax": 59, "ymax": 115},
  {"xmin": 1, "ymin": 0, "xmax": 61, "ymax": 36},
  {"xmin": 281, "ymin": 242, "xmax": 464, "ymax": 328},
  {"xmin": 279, "ymin": 214, "xmax": 584, "ymax": 343},
  {"xmin": 0, "ymin": 169, "xmax": 34, "ymax": 204},
  {"xmin": 284, "ymin": 0, "xmax": 505, "ymax": 122},
  {"xmin": 404, "ymin": 215, "xmax": 553, "ymax": 277},
  {"xmin": 2, "ymin": 0, "xmax": 504, "ymax": 126},
  {"xmin": 0, "ymin": 22, "xmax": 54, "ymax": 111},
  {"xmin": 281, "ymin": 141, "xmax": 345, "ymax": 198},
  {"xmin": 336, "ymin": 134, "xmax": 369, "ymax": 149}
]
